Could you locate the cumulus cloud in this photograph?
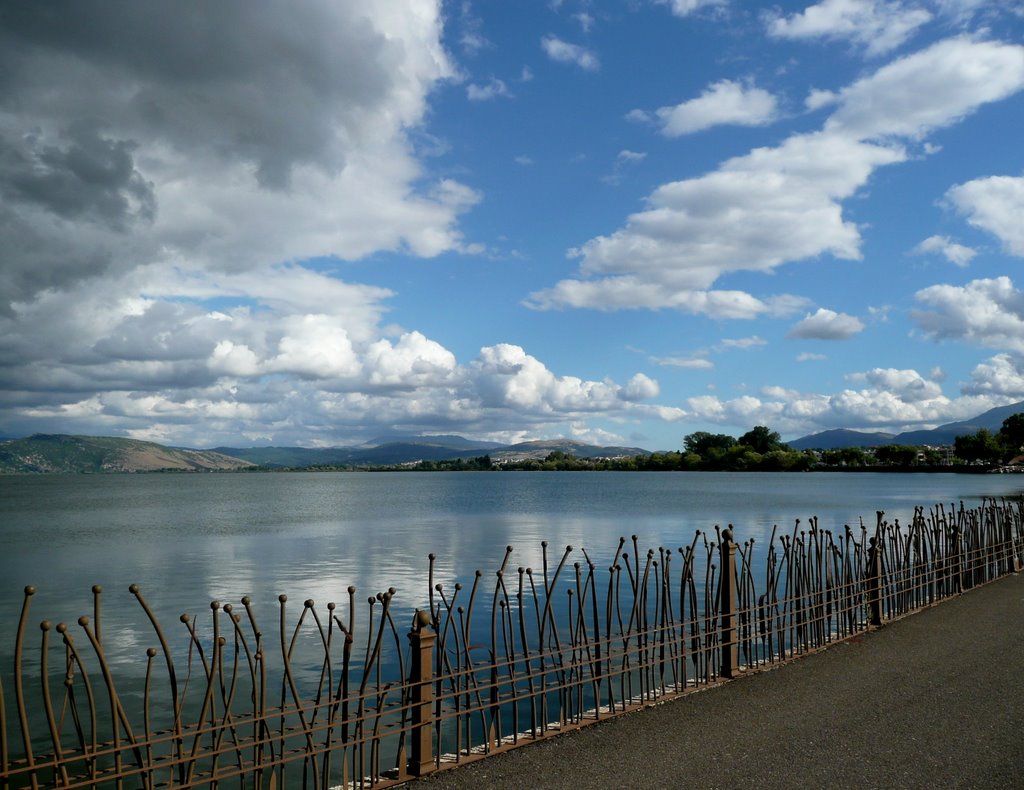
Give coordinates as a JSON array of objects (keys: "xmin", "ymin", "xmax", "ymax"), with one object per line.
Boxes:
[
  {"xmin": 470, "ymin": 344, "xmax": 658, "ymax": 416},
  {"xmin": 964, "ymin": 354, "xmax": 1024, "ymax": 397},
  {"xmin": 621, "ymin": 373, "xmax": 661, "ymax": 401},
  {"xmin": 0, "ymin": 265, "xmax": 665, "ymax": 443},
  {"xmin": 528, "ymin": 37, "xmax": 1024, "ymax": 316},
  {"xmin": 526, "ymin": 278, "xmax": 808, "ymax": 318},
  {"xmin": 649, "ymin": 80, "xmax": 779, "ymax": 137},
  {"xmin": 912, "ymin": 235, "xmax": 977, "ymax": 266},
  {"xmin": 0, "ymin": 3, "xmax": 682, "ymax": 446},
  {"xmin": 847, "ymin": 368, "xmax": 943, "ymax": 401},
  {"xmin": 825, "ymin": 38, "xmax": 1024, "ymax": 139},
  {"xmin": 913, "ymin": 276, "xmax": 1024, "ymax": 351},
  {"xmin": 0, "ymin": 1, "xmax": 480, "ymax": 315},
  {"xmin": 788, "ymin": 308, "xmax": 865, "ymax": 339},
  {"xmin": 681, "ymin": 367, "xmax": 1009, "ymax": 435},
  {"xmin": 467, "ymin": 78, "xmax": 512, "ymax": 100},
  {"xmin": 656, "ymin": 0, "xmax": 725, "ymax": 16},
  {"xmin": 946, "ymin": 176, "xmax": 1024, "ymax": 256},
  {"xmin": 766, "ymin": 0, "xmax": 933, "ymax": 57},
  {"xmin": 541, "ymin": 36, "xmax": 599, "ymax": 71}
]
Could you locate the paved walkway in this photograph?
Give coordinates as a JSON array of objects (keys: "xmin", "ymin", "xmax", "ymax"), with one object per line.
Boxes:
[{"xmin": 413, "ymin": 573, "xmax": 1024, "ymax": 789}]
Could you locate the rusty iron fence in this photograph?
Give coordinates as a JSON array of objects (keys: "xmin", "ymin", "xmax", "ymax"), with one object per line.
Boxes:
[{"xmin": 2, "ymin": 498, "xmax": 1022, "ymax": 789}]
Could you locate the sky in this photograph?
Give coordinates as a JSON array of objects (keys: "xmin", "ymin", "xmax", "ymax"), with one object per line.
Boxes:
[{"xmin": 1, "ymin": 0, "xmax": 1023, "ymax": 451}]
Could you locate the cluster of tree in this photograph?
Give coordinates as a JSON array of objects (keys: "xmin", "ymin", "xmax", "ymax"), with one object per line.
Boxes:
[
  {"xmin": 816, "ymin": 445, "xmax": 947, "ymax": 468},
  {"xmin": 953, "ymin": 414, "xmax": 1024, "ymax": 465},
  {"xmin": 369, "ymin": 455, "xmax": 495, "ymax": 472},
  {"xmin": 672, "ymin": 426, "xmax": 817, "ymax": 471}
]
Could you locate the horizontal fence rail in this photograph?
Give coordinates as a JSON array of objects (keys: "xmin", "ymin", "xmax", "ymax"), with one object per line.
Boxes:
[{"xmin": 2, "ymin": 499, "xmax": 1022, "ymax": 788}]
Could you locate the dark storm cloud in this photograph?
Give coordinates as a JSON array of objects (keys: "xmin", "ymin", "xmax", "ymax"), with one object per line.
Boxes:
[
  {"xmin": 0, "ymin": 121, "xmax": 154, "ymax": 228},
  {"xmin": 0, "ymin": 1, "xmax": 399, "ymax": 187},
  {"xmin": 0, "ymin": 0, "xmax": 448, "ymax": 311}
]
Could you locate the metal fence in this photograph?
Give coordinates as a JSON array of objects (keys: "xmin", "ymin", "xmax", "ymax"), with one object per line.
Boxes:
[{"xmin": 2, "ymin": 498, "xmax": 1022, "ymax": 789}]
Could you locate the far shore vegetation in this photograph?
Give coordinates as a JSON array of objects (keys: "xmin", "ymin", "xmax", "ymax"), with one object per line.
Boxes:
[
  {"xmin": 296, "ymin": 417, "xmax": 1024, "ymax": 474},
  {"xmin": 7, "ymin": 415, "xmax": 1024, "ymax": 474}
]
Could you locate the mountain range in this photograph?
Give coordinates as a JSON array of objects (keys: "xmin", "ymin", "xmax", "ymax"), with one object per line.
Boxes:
[
  {"xmin": 213, "ymin": 437, "xmax": 647, "ymax": 468},
  {"xmin": 786, "ymin": 400, "xmax": 1024, "ymax": 450},
  {"xmin": 0, "ymin": 434, "xmax": 647, "ymax": 473},
  {"xmin": 4, "ymin": 399, "xmax": 1023, "ymax": 472}
]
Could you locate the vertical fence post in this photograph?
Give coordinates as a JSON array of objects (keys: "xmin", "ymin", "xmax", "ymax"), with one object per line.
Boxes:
[
  {"xmin": 408, "ymin": 609, "xmax": 436, "ymax": 778},
  {"xmin": 719, "ymin": 527, "xmax": 742, "ymax": 679},
  {"xmin": 866, "ymin": 536, "xmax": 883, "ymax": 627}
]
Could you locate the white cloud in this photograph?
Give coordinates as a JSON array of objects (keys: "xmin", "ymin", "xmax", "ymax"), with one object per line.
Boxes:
[
  {"xmin": 621, "ymin": 373, "xmax": 661, "ymax": 400},
  {"xmin": 541, "ymin": 36, "xmax": 599, "ymax": 71},
  {"xmin": 526, "ymin": 278, "xmax": 809, "ymax": 318},
  {"xmin": 267, "ymin": 315, "xmax": 362, "ymax": 379},
  {"xmin": 788, "ymin": 308, "xmax": 865, "ymax": 339},
  {"xmin": 530, "ymin": 131, "xmax": 902, "ymax": 309},
  {"xmin": 964, "ymin": 353, "xmax": 1024, "ymax": 397},
  {"xmin": 912, "ymin": 235, "xmax": 977, "ymax": 266},
  {"xmin": 602, "ymin": 149, "xmax": 648, "ymax": 185},
  {"xmin": 0, "ymin": 263, "xmax": 668, "ymax": 444},
  {"xmin": 656, "ymin": 0, "xmax": 725, "ymax": 16},
  {"xmin": 913, "ymin": 276, "xmax": 1024, "ymax": 351},
  {"xmin": 470, "ymin": 344, "xmax": 654, "ymax": 414},
  {"xmin": 650, "ymin": 355, "xmax": 715, "ymax": 369},
  {"xmin": 467, "ymin": 78, "xmax": 511, "ymax": 101},
  {"xmin": 575, "ymin": 12, "xmax": 595, "ymax": 32},
  {"xmin": 528, "ymin": 37, "xmax": 1024, "ymax": 316},
  {"xmin": 681, "ymin": 368, "xmax": 1008, "ymax": 435},
  {"xmin": 653, "ymin": 80, "xmax": 779, "ymax": 136},
  {"xmin": 805, "ymin": 88, "xmax": 840, "ymax": 111},
  {"xmin": 0, "ymin": 2, "xmax": 479, "ymax": 314},
  {"xmin": 825, "ymin": 38, "xmax": 1024, "ymax": 140},
  {"xmin": 931, "ymin": 0, "xmax": 1005, "ymax": 23},
  {"xmin": 847, "ymin": 368, "xmax": 943, "ymax": 401},
  {"xmin": 947, "ymin": 176, "xmax": 1024, "ymax": 256},
  {"xmin": 797, "ymin": 352, "xmax": 827, "ymax": 361},
  {"xmin": 718, "ymin": 336, "xmax": 768, "ymax": 350},
  {"xmin": 766, "ymin": 0, "xmax": 933, "ymax": 57}
]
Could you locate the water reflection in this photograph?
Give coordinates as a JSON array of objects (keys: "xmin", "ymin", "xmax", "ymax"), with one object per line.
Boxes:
[{"xmin": 3, "ymin": 470, "xmax": 1023, "ymax": 669}]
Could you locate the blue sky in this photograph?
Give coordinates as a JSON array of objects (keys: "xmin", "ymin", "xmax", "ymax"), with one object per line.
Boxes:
[{"xmin": 1, "ymin": 1, "xmax": 1023, "ymax": 449}]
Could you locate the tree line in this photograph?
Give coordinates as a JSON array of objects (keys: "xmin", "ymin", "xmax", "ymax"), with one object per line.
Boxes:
[
  {"xmin": 297, "ymin": 415, "xmax": 1024, "ymax": 473},
  {"xmin": 952, "ymin": 414, "xmax": 1024, "ymax": 465}
]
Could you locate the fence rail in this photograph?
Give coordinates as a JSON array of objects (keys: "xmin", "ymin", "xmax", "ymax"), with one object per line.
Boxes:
[{"xmin": 2, "ymin": 499, "xmax": 1022, "ymax": 789}]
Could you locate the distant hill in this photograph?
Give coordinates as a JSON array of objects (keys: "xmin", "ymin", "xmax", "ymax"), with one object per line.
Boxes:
[
  {"xmin": 218, "ymin": 436, "xmax": 649, "ymax": 468},
  {"xmin": 0, "ymin": 434, "xmax": 254, "ymax": 473},
  {"xmin": 363, "ymin": 434, "xmax": 504, "ymax": 451},
  {"xmin": 894, "ymin": 400, "xmax": 1024, "ymax": 445},
  {"xmin": 216, "ymin": 435, "xmax": 505, "ymax": 468},
  {"xmin": 788, "ymin": 429, "xmax": 895, "ymax": 451},
  {"xmin": 789, "ymin": 400, "xmax": 1024, "ymax": 449},
  {"xmin": 491, "ymin": 439, "xmax": 648, "ymax": 463}
]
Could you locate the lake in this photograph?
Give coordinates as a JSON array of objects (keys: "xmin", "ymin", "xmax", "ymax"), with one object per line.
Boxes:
[
  {"xmin": 3, "ymin": 470, "xmax": 1023, "ymax": 649},
  {"xmin": 2, "ymin": 469, "xmax": 1023, "ymax": 781}
]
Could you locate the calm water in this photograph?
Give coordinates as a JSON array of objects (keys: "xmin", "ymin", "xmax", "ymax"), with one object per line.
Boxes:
[{"xmin": 2, "ymin": 470, "xmax": 1022, "ymax": 658}]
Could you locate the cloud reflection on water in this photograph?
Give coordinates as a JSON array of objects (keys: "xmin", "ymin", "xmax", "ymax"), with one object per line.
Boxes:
[{"xmin": 4, "ymin": 471, "xmax": 1024, "ymax": 673}]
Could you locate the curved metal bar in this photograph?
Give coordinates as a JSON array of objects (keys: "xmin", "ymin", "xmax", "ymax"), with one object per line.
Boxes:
[{"xmin": 13, "ymin": 586, "xmax": 38, "ymax": 790}]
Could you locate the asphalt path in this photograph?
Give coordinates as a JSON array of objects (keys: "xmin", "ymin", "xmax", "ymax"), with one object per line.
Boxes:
[{"xmin": 412, "ymin": 573, "xmax": 1024, "ymax": 789}]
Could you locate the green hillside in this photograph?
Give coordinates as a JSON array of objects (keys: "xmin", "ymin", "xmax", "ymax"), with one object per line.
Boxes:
[{"xmin": 0, "ymin": 434, "xmax": 254, "ymax": 473}]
